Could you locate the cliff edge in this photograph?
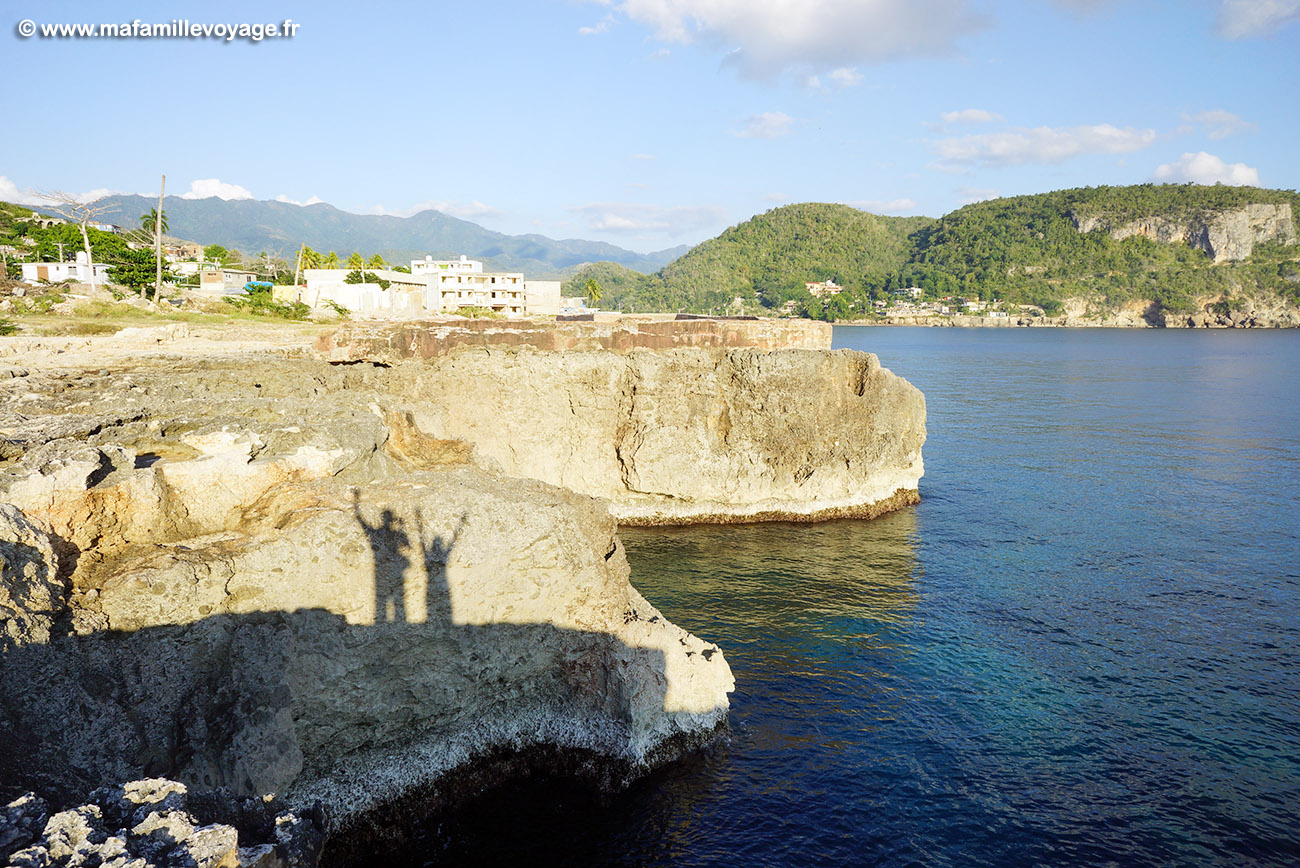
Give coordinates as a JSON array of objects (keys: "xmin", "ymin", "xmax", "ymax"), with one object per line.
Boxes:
[{"xmin": 0, "ymin": 353, "xmax": 734, "ymax": 854}]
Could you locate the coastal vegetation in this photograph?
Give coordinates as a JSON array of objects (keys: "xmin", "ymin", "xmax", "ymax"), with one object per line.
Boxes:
[{"xmin": 564, "ymin": 185, "xmax": 1300, "ymax": 320}]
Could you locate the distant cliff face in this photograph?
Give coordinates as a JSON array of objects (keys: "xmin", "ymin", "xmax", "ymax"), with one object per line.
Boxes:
[{"xmin": 1072, "ymin": 202, "xmax": 1296, "ymax": 262}]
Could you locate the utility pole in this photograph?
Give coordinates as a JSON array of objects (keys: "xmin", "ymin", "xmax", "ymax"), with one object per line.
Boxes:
[
  {"xmin": 151, "ymin": 174, "xmax": 165, "ymax": 300},
  {"xmin": 293, "ymin": 243, "xmax": 304, "ymax": 287}
]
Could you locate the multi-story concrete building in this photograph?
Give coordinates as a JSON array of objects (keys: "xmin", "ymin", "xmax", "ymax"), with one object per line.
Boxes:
[{"xmin": 298, "ymin": 254, "xmax": 560, "ymax": 318}]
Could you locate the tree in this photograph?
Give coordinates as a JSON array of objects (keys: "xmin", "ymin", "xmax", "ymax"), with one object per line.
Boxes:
[
  {"xmin": 346, "ymin": 252, "xmax": 364, "ymax": 271},
  {"xmin": 344, "ymin": 269, "xmax": 390, "ymax": 289},
  {"xmin": 40, "ymin": 192, "xmax": 119, "ymax": 294},
  {"xmin": 204, "ymin": 244, "xmax": 232, "ymax": 266},
  {"xmin": 324, "ymin": 251, "xmax": 339, "ymax": 269},
  {"xmin": 584, "ymin": 277, "xmax": 603, "ymax": 306},
  {"xmin": 367, "ymin": 253, "xmax": 386, "ymax": 269},
  {"xmin": 139, "ymin": 208, "xmax": 168, "ymax": 236},
  {"xmin": 109, "ymin": 246, "xmax": 177, "ymax": 295}
]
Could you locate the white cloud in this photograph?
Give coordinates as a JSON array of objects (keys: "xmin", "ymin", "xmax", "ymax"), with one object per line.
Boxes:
[
  {"xmin": 732, "ymin": 111, "xmax": 793, "ymax": 139},
  {"xmin": 579, "ymin": 19, "xmax": 611, "ymax": 35},
  {"xmin": 599, "ymin": 0, "xmax": 985, "ymax": 78},
  {"xmin": 1216, "ymin": 0, "xmax": 1300, "ymax": 38},
  {"xmin": 1181, "ymin": 109, "xmax": 1257, "ymax": 140},
  {"xmin": 956, "ymin": 186, "xmax": 1002, "ymax": 204},
  {"xmin": 0, "ymin": 176, "xmax": 43, "ymax": 206},
  {"xmin": 828, "ymin": 67, "xmax": 864, "ymax": 87},
  {"xmin": 845, "ymin": 198, "xmax": 917, "ymax": 214},
  {"xmin": 1153, "ymin": 152, "xmax": 1260, "ymax": 185},
  {"xmin": 569, "ymin": 202, "xmax": 726, "ymax": 236},
  {"xmin": 180, "ymin": 178, "xmax": 254, "ymax": 200},
  {"xmin": 0, "ymin": 176, "xmax": 131, "ymax": 206},
  {"xmin": 274, "ymin": 193, "xmax": 325, "ymax": 207},
  {"xmin": 941, "ymin": 108, "xmax": 1001, "ymax": 124},
  {"xmin": 933, "ymin": 123, "xmax": 1158, "ymax": 167}
]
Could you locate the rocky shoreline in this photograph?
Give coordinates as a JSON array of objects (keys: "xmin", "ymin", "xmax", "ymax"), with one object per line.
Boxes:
[
  {"xmin": 861, "ymin": 293, "xmax": 1300, "ymax": 329},
  {"xmin": 0, "ymin": 321, "xmax": 926, "ymax": 866}
]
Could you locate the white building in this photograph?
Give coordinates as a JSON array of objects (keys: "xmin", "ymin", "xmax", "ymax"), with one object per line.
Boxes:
[
  {"xmin": 805, "ymin": 280, "xmax": 842, "ymax": 298},
  {"xmin": 298, "ymin": 255, "xmax": 558, "ymax": 318},
  {"xmin": 197, "ymin": 267, "xmax": 258, "ymax": 295},
  {"xmin": 21, "ymin": 251, "xmax": 113, "ymax": 285}
]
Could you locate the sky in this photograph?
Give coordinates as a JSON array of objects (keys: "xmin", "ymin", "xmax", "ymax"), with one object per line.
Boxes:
[{"xmin": 2, "ymin": 0, "xmax": 1298, "ymax": 253}]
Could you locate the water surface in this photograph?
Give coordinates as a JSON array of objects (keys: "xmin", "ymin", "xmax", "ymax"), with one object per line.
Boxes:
[{"xmin": 407, "ymin": 327, "xmax": 1300, "ymax": 867}]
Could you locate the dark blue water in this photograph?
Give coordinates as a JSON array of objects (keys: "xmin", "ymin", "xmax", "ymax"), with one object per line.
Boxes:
[{"xmin": 410, "ymin": 327, "xmax": 1300, "ymax": 867}]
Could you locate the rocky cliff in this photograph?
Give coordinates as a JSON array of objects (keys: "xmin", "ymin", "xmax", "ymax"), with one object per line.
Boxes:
[
  {"xmin": 0, "ymin": 332, "xmax": 926, "ymax": 858},
  {"xmin": 394, "ymin": 346, "xmax": 926, "ymax": 523},
  {"xmin": 0, "ymin": 352, "xmax": 735, "ymax": 855},
  {"xmin": 1071, "ymin": 202, "xmax": 1296, "ymax": 262}
]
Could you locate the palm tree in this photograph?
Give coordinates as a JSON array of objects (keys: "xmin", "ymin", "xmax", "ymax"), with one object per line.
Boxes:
[
  {"xmin": 368, "ymin": 253, "xmax": 386, "ymax": 269},
  {"xmin": 324, "ymin": 251, "xmax": 340, "ymax": 269},
  {"xmin": 584, "ymin": 278, "xmax": 603, "ymax": 306},
  {"xmin": 140, "ymin": 208, "xmax": 168, "ymax": 236},
  {"xmin": 346, "ymin": 252, "xmax": 365, "ymax": 271}
]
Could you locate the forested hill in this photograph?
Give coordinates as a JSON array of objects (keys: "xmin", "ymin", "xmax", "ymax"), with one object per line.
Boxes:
[
  {"xmin": 897, "ymin": 184, "xmax": 1300, "ymax": 313},
  {"xmin": 566, "ymin": 185, "xmax": 1300, "ymax": 318},
  {"xmin": 564, "ymin": 203, "xmax": 932, "ymax": 313}
]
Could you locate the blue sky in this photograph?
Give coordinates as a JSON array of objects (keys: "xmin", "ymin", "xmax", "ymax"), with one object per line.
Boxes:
[{"xmin": 3, "ymin": 0, "xmax": 1297, "ymax": 252}]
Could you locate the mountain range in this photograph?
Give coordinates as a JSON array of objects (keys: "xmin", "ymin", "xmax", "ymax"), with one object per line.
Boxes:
[{"xmin": 57, "ymin": 195, "xmax": 687, "ymax": 277}]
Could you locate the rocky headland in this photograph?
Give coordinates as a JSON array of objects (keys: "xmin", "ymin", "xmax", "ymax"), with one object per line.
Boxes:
[{"xmin": 0, "ymin": 319, "xmax": 926, "ymax": 865}]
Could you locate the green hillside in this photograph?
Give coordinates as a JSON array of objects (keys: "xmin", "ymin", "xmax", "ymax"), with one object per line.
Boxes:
[
  {"xmin": 573, "ymin": 186, "xmax": 1300, "ymax": 319},
  {"xmin": 566, "ymin": 204, "xmax": 931, "ymax": 313},
  {"xmin": 893, "ymin": 184, "xmax": 1300, "ymax": 314}
]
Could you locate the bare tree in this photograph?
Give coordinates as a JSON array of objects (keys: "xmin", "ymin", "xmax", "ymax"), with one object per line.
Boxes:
[{"xmin": 40, "ymin": 192, "xmax": 119, "ymax": 294}]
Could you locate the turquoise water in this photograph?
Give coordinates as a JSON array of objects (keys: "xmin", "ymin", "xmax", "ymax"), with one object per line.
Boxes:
[{"xmin": 411, "ymin": 327, "xmax": 1300, "ymax": 867}]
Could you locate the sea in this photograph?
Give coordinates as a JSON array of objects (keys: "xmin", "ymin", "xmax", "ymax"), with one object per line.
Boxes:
[{"xmin": 403, "ymin": 326, "xmax": 1300, "ymax": 868}]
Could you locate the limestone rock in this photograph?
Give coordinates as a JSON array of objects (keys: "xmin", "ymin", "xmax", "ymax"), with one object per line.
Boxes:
[
  {"xmin": 0, "ymin": 780, "xmax": 320, "ymax": 868},
  {"xmin": 0, "ymin": 504, "xmax": 64, "ymax": 649},
  {"xmin": 1072, "ymin": 202, "xmax": 1296, "ymax": 262},
  {"xmin": 0, "ymin": 468, "xmax": 733, "ymax": 824},
  {"xmin": 0, "ymin": 793, "xmax": 49, "ymax": 861},
  {"xmin": 399, "ymin": 347, "xmax": 926, "ymax": 523}
]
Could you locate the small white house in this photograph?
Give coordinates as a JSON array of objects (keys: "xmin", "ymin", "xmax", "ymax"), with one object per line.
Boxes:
[
  {"xmin": 197, "ymin": 267, "xmax": 258, "ymax": 295},
  {"xmin": 21, "ymin": 251, "xmax": 112, "ymax": 285}
]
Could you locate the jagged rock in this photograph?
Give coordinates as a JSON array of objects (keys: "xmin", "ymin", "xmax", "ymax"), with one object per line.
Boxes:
[
  {"xmin": 6, "ymin": 845, "xmax": 50, "ymax": 867},
  {"xmin": 41, "ymin": 805, "xmax": 107, "ymax": 863},
  {"xmin": 168, "ymin": 824, "xmax": 239, "ymax": 868},
  {"xmin": 0, "ymin": 505, "xmax": 63, "ymax": 649},
  {"xmin": 0, "ymin": 781, "xmax": 319, "ymax": 868},
  {"xmin": 0, "ymin": 793, "xmax": 49, "ymax": 861}
]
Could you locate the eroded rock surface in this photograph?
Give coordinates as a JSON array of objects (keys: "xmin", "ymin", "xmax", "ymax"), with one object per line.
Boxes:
[
  {"xmin": 1072, "ymin": 202, "xmax": 1296, "ymax": 262},
  {"xmin": 0, "ymin": 780, "xmax": 325, "ymax": 868},
  {"xmin": 0, "ymin": 338, "xmax": 924, "ymax": 854},
  {"xmin": 397, "ymin": 347, "xmax": 926, "ymax": 523}
]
